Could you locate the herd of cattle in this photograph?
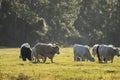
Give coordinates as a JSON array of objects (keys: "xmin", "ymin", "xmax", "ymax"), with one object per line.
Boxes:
[{"xmin": 20, "ymin": 43, "xmax": 120, "ymax": 63}]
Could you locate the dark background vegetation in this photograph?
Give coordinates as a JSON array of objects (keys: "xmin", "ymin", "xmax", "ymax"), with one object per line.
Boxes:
[{"xmin": 0, "ymin": 0, "xmax": 120, "ymax": 47}]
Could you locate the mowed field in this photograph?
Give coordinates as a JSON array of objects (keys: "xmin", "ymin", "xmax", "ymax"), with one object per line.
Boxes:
[{"xmin": 0, "ymin": 47, "xmax": 120, "ymax": 80}]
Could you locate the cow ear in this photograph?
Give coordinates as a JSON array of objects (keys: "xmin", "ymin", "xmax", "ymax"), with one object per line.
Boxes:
[
  {"xmin": 113, "ymin": 48, "xmax": 119, "ymax": 52},
  {"xmin": 52, "ymin": 46, "xmax": 59, "ymax": 49}
]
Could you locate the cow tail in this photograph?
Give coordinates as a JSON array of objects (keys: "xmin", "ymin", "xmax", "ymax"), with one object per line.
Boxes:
[{"xmin": 96, "ymin": 46, "xmax": 101, "ymax": 62}]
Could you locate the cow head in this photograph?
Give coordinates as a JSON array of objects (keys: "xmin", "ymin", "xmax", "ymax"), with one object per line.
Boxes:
[
  {"xmin": 117, "ymin": 50, "xmax": 120, "ymax": 57},
  {"xmin": 119, "ymin": 51, "xmax": 120, "ymax": 56},
  {"xmin": 21, "ymin": 53, "xmax": 32, "ymax": 61},
  {"xmin": 26, "ymin": 53, "xmax": 32, "ymax": 61},
  {"xmin": 21, "ymin": 53, "xmax": 31, "ymax": 61},
  {"xmin": 52, "ymin": 46, "xmax": 60, "ymax": 54},
  {"xmin": 22, "ymin": 56, "xmax": 27, "ymax": 61},
  {"xmin": 90, "ymin": 57, "xmax": 95, "ymax": 62},
  {"xmin": 114, "ymin": 48, "xmax": 120, "ymax": 56}
]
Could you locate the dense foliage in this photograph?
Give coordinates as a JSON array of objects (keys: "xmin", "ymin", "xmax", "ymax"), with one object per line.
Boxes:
[{"xmin": 0, "ymin": 0, "xmax": 120, "ymax": 47}]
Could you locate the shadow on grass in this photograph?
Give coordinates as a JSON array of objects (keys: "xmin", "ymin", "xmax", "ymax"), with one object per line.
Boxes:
[
  {"xmin": 32, "ymin": 61, "xmax": 43, "ymax": 64},
  {"xmin": 32, "ymin": 61, "xmax": 54, "ymax": 64},
  {"xmin": 18, "ymin": 63, "xmax": 25, "ymax": 66},
  {"xmin": 16, "ymin": 73, "xmax": 29, "ymax": 80},
  {"xmin": 96, "ymin": 61, "xmax": 108, "ymax": 64},
  {"xmin": 105, "ymin": 70, "xmax": 117, "ymax": 73}
]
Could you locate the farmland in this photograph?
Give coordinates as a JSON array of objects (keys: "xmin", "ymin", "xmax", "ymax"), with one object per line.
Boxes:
[{"xmin": 0, "ymin": 47, "xmax": 120, "ymax": 80}]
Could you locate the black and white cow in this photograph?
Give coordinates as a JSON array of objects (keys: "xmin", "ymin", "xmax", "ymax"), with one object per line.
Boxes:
[
  {"xmin": 92, "ymin": 44, "xmax": 120, "ymax": 63},
  {"xmin": 20, "ymin": 43, "xmax": 31, "ymax": 61}
]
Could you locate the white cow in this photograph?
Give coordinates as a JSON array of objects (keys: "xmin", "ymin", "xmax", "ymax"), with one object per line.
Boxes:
[
  {"xmin": 98, "ymin": 44, "xmax": 120, "ymax": 63},
  {"xmin": 31, "ymin": 43, "xmax": 60, "ymax": 63},
  {"xmin": 31, "ymin": 43, "xmax": 57, "ymax": 62},
  {"xmin": 73, "ymin": 44, "xmax": 95, "ymax": 62}
]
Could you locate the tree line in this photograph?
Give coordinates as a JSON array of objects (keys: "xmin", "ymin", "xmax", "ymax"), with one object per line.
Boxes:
[{"xmin": 0, "ymin": 0, "xmax": 120, "ymax": 47}]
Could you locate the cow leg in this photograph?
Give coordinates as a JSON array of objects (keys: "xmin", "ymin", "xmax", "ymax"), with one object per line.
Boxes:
[
  {"xmin": 74, "ymin": 56, "xmax": 78, "ymax": 61},
  {"xmin": 103, "ymin": 58, "xmax": 106, "ymax": 62},
  {"xmin": 31, "ymin": 53, "xmax": 34, "ymax": 62},
  {"xmin": 41, "ymin": 56, "xmax": 44, "ymax": 62},
  {"xmin": 34, "ymin": 54, "xmax": 40, "ymax": 63},
  {"xmin": 50, "ymin": 58, "xmax": 54, "ymax": 63},
  {"xmin": 86, "ymin": 59, "xmax": 88, "ymax": 62},
  {"xmin": 35, "ymin": 57, "xmax": 40, "ymax": 62},
  {"xmin": 77, "ymin": 57, "xmax": 80, "ymax": 61},
  {"xmin": 104, "ymin": 58, "xmax": 107, "ymax": 63},
  {"xmin": 43, "ymin": 57, "xmax": 47, "ymax": 63},
  {"xmin": 82, "ymin": 57, "xmax": 85, "ymax": 61},
  {"xmin": 22, "ymin": 57, "xmax": 26, "ymax": 61},
  {"xmin": 74, "ymin": 56, "xmax": 77, "ymax": 61},
  {"xmin": 111, "ymin": 59, "xmax": 113, "ymax": 63},
  {"xmin": 98, "ymin": 57, "xmax": 102, "ymax": 63},
  {"xmin": 37, "ymin": 57, "xmax": 40, "ymax": 62},
  {"xmin": 104, "ymin": 58, "xmax": 108, "ymax": 63},
  {"xmin": 111, "ymin": 57, "xmax": 114, "ymax": 63}
]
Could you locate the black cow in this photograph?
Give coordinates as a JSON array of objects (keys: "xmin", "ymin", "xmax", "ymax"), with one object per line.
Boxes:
[{"xmin": 20, "ymin": 46, "xmax": 31, "ymax": 61}]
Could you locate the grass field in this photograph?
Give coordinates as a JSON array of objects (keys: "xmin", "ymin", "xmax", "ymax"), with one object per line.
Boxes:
[{"xmin": 0, "ymin": 47, "xmax": 120, "ymax": 80}]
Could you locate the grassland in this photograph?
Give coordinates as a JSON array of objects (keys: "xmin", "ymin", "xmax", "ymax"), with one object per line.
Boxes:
[{"xmin": 0, "ymin": 47, "xmax": 120, "ymax": 80}]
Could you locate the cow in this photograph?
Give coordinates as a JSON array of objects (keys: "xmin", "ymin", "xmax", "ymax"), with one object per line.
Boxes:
[
  {"xmin": 97, "ymin": 44, "xmax": 120, "ymax": 63},
  {"xmin": 33, "ymin": 43, "xmax": 60, "ymax": 63},
  {"xmin": 20, "ymin": 43, "xmax": 31, "ymax": 61},
  {"xmin": 92, "ymin": 44, "xmax": 115, "ymax": 57},
  {"xmin": 73, "ymin": 44, "xmax": 95, "ymax": 62}
]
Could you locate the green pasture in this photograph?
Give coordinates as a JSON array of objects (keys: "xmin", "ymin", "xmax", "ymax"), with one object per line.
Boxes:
[{"xmin": 0, "ymin": 48, "xmax": 120, "ymax": 80}]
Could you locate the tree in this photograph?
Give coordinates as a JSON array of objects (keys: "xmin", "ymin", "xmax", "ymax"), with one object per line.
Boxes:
[
  {"xmin": 0, "ymin": 0, "xmax": 120, "ymax": 47},
  {"xmin": 74, "ymin": 0, "xmax": 120, "ymax": 46}
]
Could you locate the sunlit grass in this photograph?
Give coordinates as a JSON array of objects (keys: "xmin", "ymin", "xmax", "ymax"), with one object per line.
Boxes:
[{"xmin": 0, "ymin": 48, "xmax": 120, "ymax": 80}]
